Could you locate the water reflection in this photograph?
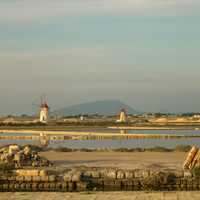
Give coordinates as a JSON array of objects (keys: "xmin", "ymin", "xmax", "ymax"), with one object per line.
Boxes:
[
  {"xmin": 39, "ymin": 133, "xmax": 50, "ymax": 147},
  {"xmin": 120, "ymin": 130, "xmax": 127, "ymax": 134},
  {"xmin": 0, "ymin": 129, "xmax": 200, "ymax": 149}
]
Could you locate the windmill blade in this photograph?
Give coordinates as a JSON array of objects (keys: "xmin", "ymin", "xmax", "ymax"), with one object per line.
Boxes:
[{"xmin": 41, "ymin": 93, "xmax": 47, "ymax": 103}]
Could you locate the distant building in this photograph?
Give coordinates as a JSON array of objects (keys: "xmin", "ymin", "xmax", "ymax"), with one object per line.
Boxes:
[
  {"xmin": 193, "ymin": 114, "xmax": 200, "ymax": 119},
  {"xmin": 80, "ymin": 116, "xmax": 84, "ymax": 121},
  {"xmin": 40, "ymin": 102, "xmax": 49, "ymax": 123}
]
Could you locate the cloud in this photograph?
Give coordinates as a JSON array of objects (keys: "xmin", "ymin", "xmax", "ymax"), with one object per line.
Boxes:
[{"xmin": 0, "ymin": 0, "xmax": 199, "ymax": 24}]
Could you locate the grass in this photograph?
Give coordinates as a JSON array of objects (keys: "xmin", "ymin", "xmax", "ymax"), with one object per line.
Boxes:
[
  {"xmin": 192, "ymin": 167, "xmax": 200, "ymax": 177},
  {"xmin": 51, "ymin": 145, "xmax": 191, "ymax": 153},
  {"xmin": 174, "ymin": 145, "xmax": 191, "ymax": 152},
  {"xmin": 0, "ymin": 162, "xmax": 15, "ymax": 176}
]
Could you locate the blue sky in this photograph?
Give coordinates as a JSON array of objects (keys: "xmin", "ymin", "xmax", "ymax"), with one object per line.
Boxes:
[{"xmin": 0, "ymin": 0, "xmax": 200, "ymax": 115}]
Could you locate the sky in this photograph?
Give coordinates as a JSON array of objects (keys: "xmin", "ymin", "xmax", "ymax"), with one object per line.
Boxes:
[{"xmin": 0, "ymin": 0, "xmax": 200, "ymax": 115}]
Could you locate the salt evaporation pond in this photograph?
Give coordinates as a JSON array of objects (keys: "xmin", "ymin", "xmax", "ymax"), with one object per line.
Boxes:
[{"xmin": 0, "ymin": 129, "xmax": 200, "ymax": 148}]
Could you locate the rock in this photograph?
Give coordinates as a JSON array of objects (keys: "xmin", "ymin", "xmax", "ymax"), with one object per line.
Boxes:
[
  {"xmin": 174, "ymin": 170, "xmax": 184, "ymax": 178},
  {"xmin": 32, "ymin": 176, "xmax": 41, "ymax": 182},
  {"xmin": 72, "ymin": 172, "xmax": 82, "ymax": 182},
  {"xmin": 16, "ymin": 169, "xmax": 40, "ymax": 177},
  {"xmin": 16, "ymin": 176, "xmax": 24, "ymax": 182},
  {"xmin": 83, "ymin": 171, "xmax": 92, "ymax": 178},
  {"xmin": 39, "ymin": 170, "xmax": 47, "ymax": 177},
  {"xmin": 49, "ymin": 175, "xmax": 56, "ymax": 182},
  {"xmin": 184, "ymin": 170, "xmax": 192, "ymax": 178},
  {"xmin": 8, "ymin": 145, "xmax": 20, "ymax": 155},
  {"xmin": 0, "ymin": 145, "xmax": 52, "ymax": 168},
  {"xmin": 125, "ymin": 171, "xmax": 134, "ymax": 179},
  {"xmin": 91, "ymin": 171, "xmax": 101, "ymax": 178},
  {"xmin": 23, "ymin": 146, "xmax": 32, "ymax": 156},
  {"xmin": 64, "ymin": 173, "xmax": 73, "ymax": 182},
  {"xmin": 134, "ymin": 170, "xmax": 141, "ymax": 178},
  {"xmin": 105, "ymin": 169, "xmax": 117, "ymax": 179},
  {"xmin": 41, "ymin": 176, "xmax": 49, "ymax": 182},
  {"xmin": 117, "ymin": 170, "xmax": 125, "ymax": 179},
  {"xmin": 183, "ymin": 146, "xmax": 198, "ymax": 169},
  {"xmin": 24, "ymin": 176, "xmax": 32, "ymax": 182}
]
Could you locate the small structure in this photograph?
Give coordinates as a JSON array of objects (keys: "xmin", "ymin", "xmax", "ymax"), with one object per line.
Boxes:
[
  {"xmin": 40, "ymin": 102, "xmax": 49, "ymax": 123},
  {"xmin": 117, "ymin": 109, "xmax": 127, "ymax": 123},
  {"xmin": 193, "ymin": 114, "xmax": 200, "ymax": 119}
]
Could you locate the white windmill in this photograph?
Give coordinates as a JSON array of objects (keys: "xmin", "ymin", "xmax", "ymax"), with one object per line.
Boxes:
[
  {"xmin": 32, "ymin": 95, "xmax": 50, "ymax": 123},
  {"xmin": 117, "ymin": 108, "xmax": 127, "ymax": 123}
]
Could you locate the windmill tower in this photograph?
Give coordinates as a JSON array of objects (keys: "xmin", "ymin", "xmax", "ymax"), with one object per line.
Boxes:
[
  {"xmin": 39, "ymin": 97, "xmax": 50, "ymax": 123},
  {"xmin": 117, "ymin": 108, "xmax": 127, "ymax": 123},
  {"xmin": 33, "ymin": 95, "xmax": 50, "ymax": 123}
]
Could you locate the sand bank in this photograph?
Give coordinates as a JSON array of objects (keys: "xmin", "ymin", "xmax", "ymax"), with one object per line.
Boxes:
[{"xmin": 40, "ymin": 151, "xmax": 186, "ymax": 170}]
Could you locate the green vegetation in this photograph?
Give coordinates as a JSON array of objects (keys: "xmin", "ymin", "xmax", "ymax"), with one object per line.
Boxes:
[
  {"xmin": 174, "ymin": 145, "xmax": 191, "ymax": 152},
  {"xmin": 52, "ymin": 145, "xmax": 191, "ymax": 153},
  {"xmin": 0, "ymin": 162, "xmax": 14, "ymax": 175},
  {"xmin": 21, "ymin": 144, "xmax": 46, "ymax": 152},
  {"xmin": 54, "ymin": 147, "xmax": 74, "ymax": 152},
  {"xmin": 192, "ymin": 167, "xmax": 200, "ymax": 178}
]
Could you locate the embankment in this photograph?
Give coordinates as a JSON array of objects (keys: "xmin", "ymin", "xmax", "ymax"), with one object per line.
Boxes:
[{"xmin": 0, "ymin": 168, "xmax": 199, "ymax": 192}]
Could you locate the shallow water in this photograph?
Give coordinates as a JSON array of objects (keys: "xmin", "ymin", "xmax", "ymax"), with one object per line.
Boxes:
[
  {"xmin": 2, "ymin": 129, "xmax": 200, "ymax": 136},
  {"xmin": 0, "ymin": 129, "xmax": 200, "ymax": 149},
  {"xmin": 0, "ymin": 137, "xmax": 200, "ymax": 149}
]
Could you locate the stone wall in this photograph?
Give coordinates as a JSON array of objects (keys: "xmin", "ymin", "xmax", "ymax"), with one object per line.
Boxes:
[{"xmin": 0, "ymin": 168, "xmax": 200, "ymax": 192}]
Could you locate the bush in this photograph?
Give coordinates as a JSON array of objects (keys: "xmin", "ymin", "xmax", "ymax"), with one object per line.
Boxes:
[
  {"xmin": 174, "ymin": 145, "xmax": 191, "ymax": 152},
  {"xmin": 79, "ymin": 148, "xmax": 94, "ymax": 152},
  {"xmin": 192, "ymin": 167, "xmax": 200, "ymax": 177},
  {"xmin": 0, "ymin": 162, "xmax": 14, "ymax": 174},
  {"xmin": 148, "ymin": 146, "xmax": 172, "ymax": 152},
  {"xmin": 54, "ymin": 147, "xmax": 74, "ymax": 152},
  {"xmin": 22, "ymin": 144, "xmax": 46, "ymax": 152}
]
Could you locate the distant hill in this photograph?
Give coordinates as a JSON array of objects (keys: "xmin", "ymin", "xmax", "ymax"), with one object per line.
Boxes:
[{"xmin": 51, "ymin": 100, "xmax": 141, "ymax": 116}]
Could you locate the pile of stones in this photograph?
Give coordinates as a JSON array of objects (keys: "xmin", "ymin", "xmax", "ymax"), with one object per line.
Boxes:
[
  {"xmin": 183, "ymin": 146, "xmax": 200, "ymax": 170},
  {"xmin": 0, "ymin": 144, "xmax": 52, "ymax": 168}
]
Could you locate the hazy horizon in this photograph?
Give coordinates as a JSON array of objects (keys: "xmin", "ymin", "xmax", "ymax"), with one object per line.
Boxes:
[{"xmin": 1, "ymin": 1, "xmax": 200, "ymax": 115}]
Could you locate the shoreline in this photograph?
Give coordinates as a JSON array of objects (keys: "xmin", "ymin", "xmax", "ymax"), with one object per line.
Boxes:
[{"xmin": 108, "ymin": 126, "xmax": 199, "ymax": 130}]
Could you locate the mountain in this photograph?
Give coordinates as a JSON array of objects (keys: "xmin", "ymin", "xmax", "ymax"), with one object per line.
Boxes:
[{"xmin": 51, "ymin": 100, "xmax": 141, "ymax": 116}]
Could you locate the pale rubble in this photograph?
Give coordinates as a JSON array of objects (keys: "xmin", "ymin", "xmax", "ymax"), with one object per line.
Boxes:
[
  {"xmin": 0, "ymin": 144, "xmax": 52, "ymax": 168},
  {"xmin": 183, "ymin": 146, "xmax": 200, "ymax": 170}
]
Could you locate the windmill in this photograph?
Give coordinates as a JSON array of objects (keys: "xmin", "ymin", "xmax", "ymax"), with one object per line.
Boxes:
[
  {"xmin": 117, "ymin": 108, "xmax": 127, "ymax": 123},
  {"xmin": 32, "ymin": 95, "xmax": 50, "ymax": 123}
]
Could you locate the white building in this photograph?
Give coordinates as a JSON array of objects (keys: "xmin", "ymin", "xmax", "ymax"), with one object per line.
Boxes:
[
  {"xmin": 116, "ymin": 109, "xmax": 127, "ymax": 123},
  {"xmin": 40, "ymin": 102, "xmax": 49, "ymax": 123}
]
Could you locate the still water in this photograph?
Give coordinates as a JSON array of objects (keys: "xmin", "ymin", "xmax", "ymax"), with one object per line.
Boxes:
[{"xmin": 0, "ymin": 129, "xmax": 200, "ymax": 149}]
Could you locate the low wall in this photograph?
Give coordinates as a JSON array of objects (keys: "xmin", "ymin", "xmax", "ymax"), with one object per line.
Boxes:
[{"xmin": 0, "ymin": 169, "xmax": 200, "ymax": 192}]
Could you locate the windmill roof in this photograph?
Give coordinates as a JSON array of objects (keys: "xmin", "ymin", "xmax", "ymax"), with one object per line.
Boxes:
[{"xmin": 41, "ymin": 102, "xmax": 49, "ymax": 109}]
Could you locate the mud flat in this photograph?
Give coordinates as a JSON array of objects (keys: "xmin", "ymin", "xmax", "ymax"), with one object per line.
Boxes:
[
  {"xmin": 40, "ymin": 151, "xmax": 186, "ymax": 170},
  {"xmin": 1, "ymin": 192, "xmax": 200, "ymax": 200}
]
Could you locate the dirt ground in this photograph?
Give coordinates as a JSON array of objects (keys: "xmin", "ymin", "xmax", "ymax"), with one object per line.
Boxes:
[
  {"xmin": 1, "ymin": 192, "xmax": 200, "ymax": 200},
  {"xmin": 40, "ymin": 151, "xmax": 187, "ymax": 170}
]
